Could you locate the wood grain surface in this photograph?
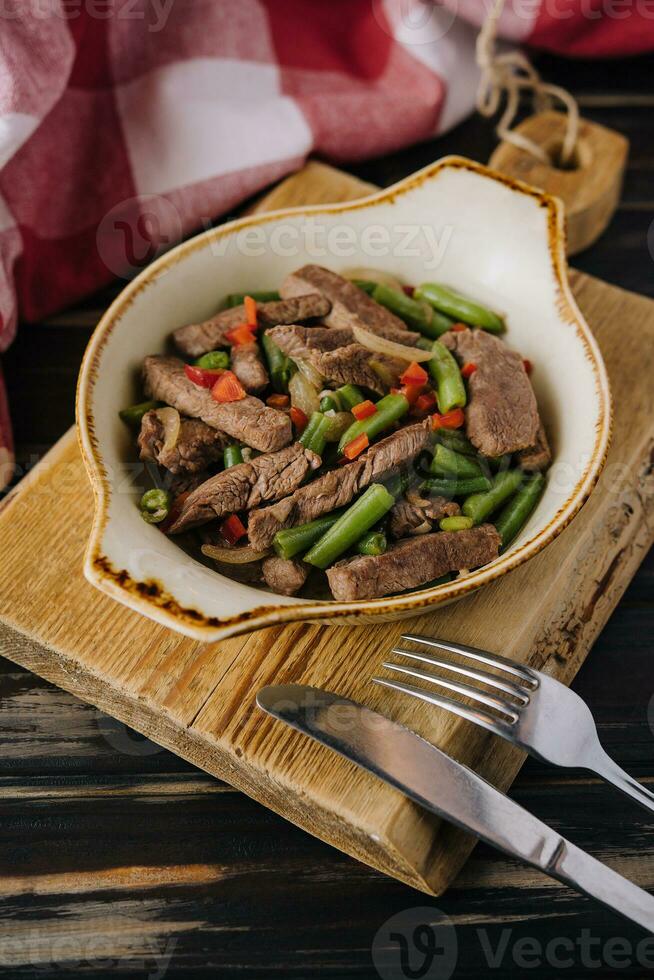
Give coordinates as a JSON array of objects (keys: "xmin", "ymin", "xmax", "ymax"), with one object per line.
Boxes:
[
  {"xmin": 1, "ymin": 160, "xmax": 653, "ymax": 901},
  {"xmin": 489, "ymin": 110, "xmax": 629, "ymax": 255},
  {"xmin": 2, "ymin": 50, "xmax": 654, "ymax": 978}
]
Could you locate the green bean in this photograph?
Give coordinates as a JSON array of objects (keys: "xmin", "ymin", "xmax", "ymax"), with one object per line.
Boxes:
[
  {"xmin": 436, "ymin": 429, "xmax": 476, "ymax": 456},
  {"xmin": 423, "ymin": 475, "xmax": 492, "ymax": 497},
  {"xmin": 487, "ymin": 453, "xmax": 513, "ymax": 472},
  {"xmin": 352, "ymin": 279, "xmax": 377, "ymax": 295},
  {"xmin": 119, "ymin": 400, "xmax": 163, "ymax": 426},
  {"xmin": 273, "ymin": 510, "xmax": 346, "ymax": 560},
  {"xmin": 431, "ymin": 443, "xmax": 482, "ymax": 480},
  {"xmin": 337, "ymin": 393, "xmax": 409, "ymax": 453},
  {"xmin": 304, "ymin": 484, "xmax": 395, "ymax": 569},
  {"xmin": 298, "ymin": 411, "xmax": 321, "ymax": 448},
  {"xmin": 428, "ymin": 340, "xmax": 466, "ymax": 413},
  {"xmin": 356, "ymin": 529, "xmax": 388, "ymax": 556},
  {"xmin": 139, "ymin": 488, "xmax": 172, "ymax": 524},
  {"xmin": 223, "ymin": 444, "xmax": 243, "ymax": 469},
  {"xmin": 462, "ymin": 468, "xmax": 525, "ymax": 525},
  {"xmin": 384, "ymin": 469, "xmax": 414, "ymax": 499},
  {"xmin": 195, "ymin": 350, "xmax": 229, "ymax": 370},
  {"xmin": 320, "ymin": 384, "xmax": 364, "ymax": 413},
  {"xmin": 299, "ymin": 412, "xmax": 331, "ymax": 456},
  {"xmin": 261, "ymin": 333, "xmax": 290, "ymax": 393},
  {"xmin": 372, "ymin": 283, "xmax": 451, "ymax": 337},
  {"xmin": 439, "ymin": 515, "xmax": 474, "ymax": 532},
  {"xmin": 415, "ymin": 283, "xmax": 505, "ymax": 333},
  {"xmin": 495, "ymin": 472, "xmax": 546, "ymax": 548},
  {"xmin": 224, "ymin": 290, "xmax": 280, "ymax": 308}
]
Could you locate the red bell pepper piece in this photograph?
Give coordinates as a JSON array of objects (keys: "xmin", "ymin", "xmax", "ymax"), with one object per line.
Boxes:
[
  {"xmin": 342, "ymin": 432, "xmax": 369, "ymax": 460},
  {"xmin": 244, "ymin": 295, "xmax": 258, "ymax": 327},
  {"xmin": 220, "ymin": 513, "xmax": 247, "ymax": 545},
  {"xmin": 351, "ymin": 399, "xmax": 377, "ymax": 421},
  {"xmin": 226, "ymin": 323, "xmax": 257, "ymax": 346},
  {"xmin": 400, "ymin": 361, "xmax": 429, "ymax": 387},
  {"xmin": 211, "ymin": 370, "xmax": 246, "ymax": 403},
  {"xmin": 523, "ymin": 358, "xmax": 533, "ymax": 375},
  {"xmin": 431, "ymin": 408, "xmax": 465, "ymax": 430},
  {"xmin": 289, "ymin": 406, "xmax": 308, "ymax": 432},
  {"xmin": 184, "ymin": 364, "xmax": 223, "ymax": 388},
  {"xmin": 461, "ymin": 362, "xmax": 477, "ymax": 379},
  {"xmin": 391, "ymin": 383, "xmax": 422, "ymax": 406},
  {"xmin": 451, "ymin": 323, "xmax": 468, "ymax": 333},
  {"xmin": 413, "ymin": 391, "xmax": 437, "ymax": 415},
  {"xmin": 402, "ymin": 285, "xmax": 415, "ymax": 297}
]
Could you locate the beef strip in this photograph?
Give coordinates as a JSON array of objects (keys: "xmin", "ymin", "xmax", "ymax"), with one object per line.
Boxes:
[
  {"xmin": 267, "ymin": 325, "xmax": 403, "ymax": 394},
  {"xmin": 247, "ymin": 419, "xmax": 433, "ymax": 551},
  {"xmin": 143, "ymin": 355, "xmax": 291, "ymax": 453},
  {"xmin": 326, "ymin": 524, "xmax": 501, "ymax": 601},
  {"xmin": 442, "ymin": 328, "xmax": 540, "ymax": 457},
  {"xmin": 516, "ymin": 421, "xmax": 551, "ymax": 471},
  {"xmin": 173, "ymin": 294, "xmax": 331, "ymax": 357},
  {"xmin": 280, "ymin": 265, "xmax": 420, "ymax": 346},
  {"xmin": 167, "ymin": 470, "xmax": 211, "ymax": 498},
  {"xmin": 389, "ymin": 494, "xmax": 460, "ymax": 539},
  {"xmin": 230, "ymin": 343, "xmax": 268, "ymax": 394},
  {"xmin": 167, "ymin": 443, "xmax": 321, "ymax": 533},
  {"xmin": 261, "ymin": 557, "xmax": 309, "ymax": 596},
  {"xmin": 138, "ymin": 411, "xmax": 228, "ymax": 474}
]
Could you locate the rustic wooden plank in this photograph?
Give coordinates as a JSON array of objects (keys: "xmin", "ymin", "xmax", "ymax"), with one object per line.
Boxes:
[
  {"xmin": 1, "ymin": 767, "xmax": 652, "ymax": 977},
  {"xmin": 0, "ymin": 163, "xmax": 653, "ymax": 901}
]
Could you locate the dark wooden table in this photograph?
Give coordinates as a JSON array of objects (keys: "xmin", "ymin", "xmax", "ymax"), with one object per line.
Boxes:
[{"xmin": 2, "ymin": 51, "xmax": 653, "ymax": 979}]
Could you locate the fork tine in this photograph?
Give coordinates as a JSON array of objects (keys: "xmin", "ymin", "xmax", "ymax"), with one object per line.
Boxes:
[
  {"xmin": 381, "ymin": 661, "xmax": 520, "ymax": 722},
  {"xmin": 391, "ymin": 646, "xmax": 530, "ymax": 704},
  {"xmin": 372, "ymin": 677, "xmax": 515, "ymax": 739},
  {"xmin": 401, "ymin": 634, "xmax": 538, "ymax": 688}
]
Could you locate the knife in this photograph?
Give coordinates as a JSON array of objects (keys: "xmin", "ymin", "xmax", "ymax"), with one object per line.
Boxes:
[{"xmin": 257, "ymin": 684, "xmax": 654, "ymax": 933}]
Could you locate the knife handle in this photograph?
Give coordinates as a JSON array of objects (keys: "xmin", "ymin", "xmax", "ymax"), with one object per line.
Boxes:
[{"xmin": 552, "ymin": 838, "xmax": 654, "ymax": 933}]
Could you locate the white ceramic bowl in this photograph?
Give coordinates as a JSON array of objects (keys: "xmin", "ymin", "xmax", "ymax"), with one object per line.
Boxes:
[{"xmin": 77, "ymin": 157, "xmax": 611, "ymax": 642}]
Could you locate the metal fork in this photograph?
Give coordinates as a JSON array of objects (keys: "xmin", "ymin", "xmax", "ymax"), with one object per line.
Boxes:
[{"xmin": 373, "ymin": 634, "xmax": 654, "ymax": 815}]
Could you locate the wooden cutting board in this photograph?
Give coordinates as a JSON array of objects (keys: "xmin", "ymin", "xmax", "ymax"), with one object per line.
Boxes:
[{"xmin": 1, "ymin": 163, "xmax": 653, "ymax": 896}]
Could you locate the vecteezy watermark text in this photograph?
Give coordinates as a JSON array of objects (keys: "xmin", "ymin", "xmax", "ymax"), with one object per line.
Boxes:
[
  {"xmin": 0, "ymin": 0, "xmax": 175, "ymax": 32},
  {"xmin": 372, "ymin": 907, "xmax": 654, "ymax": 978},
  {"xmin": 96, "ymin": 194, "xmax": 455, "ymax": 280}
]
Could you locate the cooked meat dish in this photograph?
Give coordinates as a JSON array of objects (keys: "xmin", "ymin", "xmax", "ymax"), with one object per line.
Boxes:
[
  {"xmin": 267, "ymin": 325, "xmax": 404, "ymax": 394},
  {"xmin": 138, "ymin": 411, "xmax": 228, "ymax": 474},
  {"xmin": 173, "ymin": 293, "xmax": 331, "ymax": 358},
  {"xmin": 327, "ymin": 525, "xmax": 501, "ymax": 601},
  {"xmin": 143, "ymin": 355, "xmax": 291, "ymax": 452},
  {"xmin": 122, "ymin": 266, "xmax": 550, "ymax": 599}
]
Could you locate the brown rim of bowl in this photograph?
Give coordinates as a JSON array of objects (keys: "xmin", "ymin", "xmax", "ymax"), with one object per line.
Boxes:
[{"xmin": 77, "ymin": 156, "xmax": 612, "ymax": 641}]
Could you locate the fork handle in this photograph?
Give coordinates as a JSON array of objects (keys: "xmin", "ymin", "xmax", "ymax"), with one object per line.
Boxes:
[{"xmin": 591, "ymin": 749, "xmax": 654, "ymax": 815}]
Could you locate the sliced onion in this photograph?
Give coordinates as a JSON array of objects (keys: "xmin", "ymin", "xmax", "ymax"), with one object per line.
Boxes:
[
  {"xmin": 154, "ymin": 407, "xmax": 181, "ymax": 454},
  {"xmin": 295, "ymin": 357, "xmax": 324, "ymax": 390},
  {"xmin": 289, "ymin": 369, "xmax": 320, "ymax": 418},
  {"xmin": 352, "ymin": 324, "xmax": 432, "ymax": 363},
  {"xmin": 202, "ymin": 543, "xmax": 271, "ymax": 564},
  {"xmin": 410, "ymin": 521, "xmax": 432, "ymax": 536},
  {"xmin": 343, "ymin": 267, "xmax": 404, "ymax": 292}
]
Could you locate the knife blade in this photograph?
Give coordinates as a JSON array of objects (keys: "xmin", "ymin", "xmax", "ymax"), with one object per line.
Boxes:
[{"xmin": 257, "ymin": 684, "xmax": 654, "ymax": 933}]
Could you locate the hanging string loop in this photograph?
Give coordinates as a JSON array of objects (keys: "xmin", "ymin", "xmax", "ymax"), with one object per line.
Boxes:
[{"xmin": 476, "ymin": 0, "xmax": 580, "ymax": 167}]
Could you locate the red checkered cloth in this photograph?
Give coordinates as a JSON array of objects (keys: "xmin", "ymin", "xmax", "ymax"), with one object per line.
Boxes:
[{"xmin": 0, "ymin": 0, "xmax": 652, "ymax": 486}]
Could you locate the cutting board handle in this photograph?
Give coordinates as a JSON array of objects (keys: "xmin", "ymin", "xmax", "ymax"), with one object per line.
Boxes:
[{"xmin": 489, "ymin": 110, "xmax": 628, "ymax": 256}]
